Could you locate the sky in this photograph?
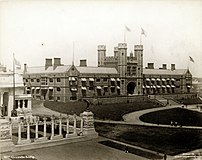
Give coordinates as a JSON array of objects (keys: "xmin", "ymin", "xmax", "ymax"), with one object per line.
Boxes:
[{"xmin": 0, "ymin": 0, "xmax": 202, "ymax": 77}]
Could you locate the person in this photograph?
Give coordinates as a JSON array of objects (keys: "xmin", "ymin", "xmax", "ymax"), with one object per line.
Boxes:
[
  {"xmin": 124, "ymin": 145, "xmax": 129, "ymax": 153},
  {"xmin": 163, "ymin": 154, "xmax": 167, "ymax": 160}
]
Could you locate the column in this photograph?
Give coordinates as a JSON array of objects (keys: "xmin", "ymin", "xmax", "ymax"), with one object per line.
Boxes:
[
  {"xmin": 51, "ymin": 116, "xmax": 55, "ymax": 139},
  {"xmin": 80, "ymin": 118, "xmax": 83, "ymax": 135},
  {"xmin": 35, "ymin": 116, "xmax": 39, "ymax": 139},
  {"xmin": 59, "ymin": 116, "xmax": 62, "ymax": 136},
  {"xmin": 65, "ymin": 115, "xmax": 69, "ymax": 138},
  {"xmin": 0, "ymin": 92, "xmax": 3, "ymax": 117},
  {"xmin": 9, "ymin": 121, "xmax": 12, "ymax": 138},
  {"xmin": 43, "ymin": 117, "xmax": 47, "ymax": 138},
  {"xmin": 17, "ymin": 120, "xmax": 22, "ymax": 143},
  {"xmin": 26, "ymin": 119, "xmax": 30, "ymax": 141},
  {"xmin": 73, "ymin": 114, "xmax": 77, "ymax": 135}
]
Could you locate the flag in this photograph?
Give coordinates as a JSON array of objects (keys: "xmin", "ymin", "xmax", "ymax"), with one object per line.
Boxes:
[
  {"xmin": 189, "ymin": 56, "xmax": 194, "ymax": 63},
  {"xmin": 125, "ymin": 25, "xmax": 131, "ymax": 32},
  {"xmin": 14, "ymin": 58, "xmax": 21, "ymax": 69},
  {"xmin": 141, "ymin": 28, "xmax": 147, "ymax": 36}
]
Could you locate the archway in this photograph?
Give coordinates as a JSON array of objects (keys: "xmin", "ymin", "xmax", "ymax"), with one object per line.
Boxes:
[{"xmin": 127, "ymin": 82, "xmax": 136, "ymax": 94}]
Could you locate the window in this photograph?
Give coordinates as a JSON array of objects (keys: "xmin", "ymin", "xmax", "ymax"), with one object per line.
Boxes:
[
  {"xmin": 82, "ymin": 90, "xmax": 87, "ymax": 97},
  {"xmin": 89, "ymin": 81, "xmax": 94, "ymax": 90},
  {"xmin": 37, "ymin": 79, "xmax": 40, "ymax": 83},
  {"xmin": 82, "ymin": 81, "xmax": 86, "ymax": 87},
  {"xmin": 20, "ymin": 100, "xmax": 23, "ymax": 108},
  {"xmin": 57, "ymin": 78, "xmax": 61, "ymax": 82},
  {"xmin": 96, "ymin": 78, "xmax": 100, "ymax": 82},
  {"xmin": 117, "ymin": 81, "xmax": 120, "ymax": 86},
  {"xmin": 57, "ymin": 87, "xmax": 61, "ymax": 92},
  {"xmin": 103, "ymin": 78, "xmax": 108, "ymax": 82},
  {"xmin": 121, "ymin": 80, "xmax": 124, "ymax": 84},
  {"xmin": 57, "ymin": 97, "xmax": 60, "ymax": 101},
  {"xmin": 36, "ymin": 89, "xmax": 40, "ymax": 94},
  {"xmin": 49, "ymin": 78, "xmax": 53, "ymax": 82},
  {"xmin": 24, "ymin": 100, "xmax": 28, "ymax": 108},
  {"xmin": 111, "ymin": 87, "xmax": 115, "ymax": 93},
  {"xmin": 26, "ymin": 79, "xmax": 29, "ymax": 82},
  {"xmin": 31, "ymin": 79, "xmax": 34, "ymax": 82}
]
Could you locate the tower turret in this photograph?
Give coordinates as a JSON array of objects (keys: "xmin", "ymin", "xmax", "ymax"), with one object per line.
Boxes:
[
  {"xmin": 134, "ymin": 45, "xmax": 143, "ymax": 94},
  {"xmin": 97, "ymin": 45, "xmax": 106, "ymax": 67},
  {"xmin": 117, "ymin": 43, "xmax": 127, "ymax": 95}
]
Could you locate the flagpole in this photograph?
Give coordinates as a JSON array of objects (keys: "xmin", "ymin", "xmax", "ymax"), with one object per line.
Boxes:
[
  {"xmin": 140, "ymin": 34, "xmax": 142, "ymax": 45},
  {"xmin": 13, "ymin": 53, "xmax": 16, "ymax": 112},
  {"xmin": 124, "ymin": 29, "xmax": 126, "ymax": 43}
]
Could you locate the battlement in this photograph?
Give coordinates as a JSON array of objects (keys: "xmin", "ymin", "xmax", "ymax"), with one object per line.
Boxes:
[
  {"xmin": 97, "ymin": 45, "xmax": 106, "ymax": 51},
  {"xmin": 114, "ymin": 47, "xmax": 118, "ymax": 52},
  {"xmin": 118, "ymin": 43, "xmax": 127, "ymax": 49},
  {"xmin": 134, "ymin": 45, "xmax": 143, "ymax": 51},
  {"xmin": 105, "ymin": 56, "xmax": 116, "ymax": 62}
]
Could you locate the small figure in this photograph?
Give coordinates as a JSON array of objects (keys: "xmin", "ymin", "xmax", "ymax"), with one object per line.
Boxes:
[
  {"xmin": 124, "ymin": 145, "xmax": 129, "ymax": 153},
  {"xmin": 164, "ymin": 154, "xmax": 167, "ymax": 160}
]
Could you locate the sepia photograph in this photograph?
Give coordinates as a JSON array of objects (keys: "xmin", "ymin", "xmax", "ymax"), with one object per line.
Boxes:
[{"xmin": 0, "ymin": 0, "xmax": 202, "ymax": 159}]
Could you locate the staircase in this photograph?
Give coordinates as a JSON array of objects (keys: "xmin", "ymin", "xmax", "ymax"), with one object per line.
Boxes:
[{"xmin": 149, "ymin": 95, "xmax": 179, "ymax": 106}]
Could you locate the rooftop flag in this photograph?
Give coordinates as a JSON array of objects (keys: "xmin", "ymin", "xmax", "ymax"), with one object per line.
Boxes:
[
  {"xmin": 141, "ymin": 27, "xmax": 147, "ymax": 36},
  {"xmin": 125, "ymin": 25, "xmax": 131, "ymax": 32},
  {"xmin": 189, "ymin": 56, "xmax": 194, "ymax": 63},
  {"xmin": 14, "ymin": 57, "xmax": 21, "ymax": 69}
]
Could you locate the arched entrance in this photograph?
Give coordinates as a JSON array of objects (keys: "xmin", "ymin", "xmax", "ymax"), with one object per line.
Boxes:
[{"xmin": 127, "ymin": 82, "xmax": 136, "ymax": 94}]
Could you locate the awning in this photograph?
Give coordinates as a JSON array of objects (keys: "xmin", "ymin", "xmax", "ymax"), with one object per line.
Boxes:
[
  {"xmin": 110, "ymin": 78, "xmax": 115, "ymax": 81},
  {"xmin": 104, "ymin": 86, "xmax": 108, "ymax": 88},
  {"xmin": 153, "ymin": 85, "xmax": 156, "ymax": 89},
  {"xmin": 171, "ymin": 85, "xmax": 175, "ymax": 88},
  {"xmin": 162, "ymin": 85, "xmax": 166, "ymax": 88},
  {"xmin": 71, "ymin": 87, "xmax": 77, "ymax": 91},
  {"xmin": 156, "ymin": 78, "xmax": 161, "ymax": 81},
  {"xmin": 166, "ymin": 78, "xmax": 170, "ymax": 81},
  {"xmin": 26, "ymin": 88, "xmax": 30, "ymax": 91},
  {"xmin": 166, "ymin": 85, "xmax": 170, "ymax": 88},
  {"xmin": 151, "ymin": 78, "xmax": 155, "ymax": 81},
  {"xmin": 117, "ymin": 86, "xmax": 120, "ymax": 89},
  {"xmin": 81, "ymin": 87, "xmax": 87, "ymax": 90},
  {"xmin": 187, "ymin": 85, "xmax": 191, "ymax": 88},
  {"xmin": 150, "ymin": 86, "xmax": 153, "ymax": 88},
  {"xmin": 36, "ymin": 87, "xmax": 40, "ymax": 89},
  {"xmin": 117, "ymin": 78, "xmax": 120, "ymax": 81},
  {"xmin": 97, "ymin": 86, "xmax": 102, "ymax": 89},
  {"xmin": 156, "ymin": 85, "xmax": 161, "ymax": 88},
  {"xmin": 146, "ymin": 78, "xmax": 150, "ymax": 81},
  {"xmin": 146, "ymin": 85, "xmax": 150, "ymax": 89},
  {"xmin": 81, "ymin": 78, "xmax": 86, "ymax": 81},
  {"xmin": 162, "ymin": 78, "xmax": 166, "ymax": 81},
  {"xmin": 89, "ymin": 78, "xmax": 94, "ymax": 81},
  {"xmin": 49, "ymin": 87, "xmax": 53, "ymax": 89},
  {"xmin": 142, "ymin": 86, "xmax": 145, "ymax": 89},
  {"xmin": 31, "ymin": 87, "xmax": 35, "ymax": 89},
  {"xmin": 69, "ymin": 77, "xmax": 76, "ymax": 81},
  {"xmin": 171, "ymin": 78, "xmax": 175, "ymax": 81}
]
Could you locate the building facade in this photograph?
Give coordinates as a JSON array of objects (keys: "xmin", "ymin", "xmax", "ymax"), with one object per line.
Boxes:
[
  {"xmin": 23, "ymin": 58, "xmax": 120, "ymax": 102},
  {"xmin": 23, "ymin": 43, "xmax": 193, "ymax": 102}
]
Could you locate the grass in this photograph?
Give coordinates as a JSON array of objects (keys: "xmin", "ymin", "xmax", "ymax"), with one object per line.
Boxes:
[
  {"xmin": 177, "ymin": 97, "xmax": 202, "ymax": 105},
  {"xmin": 139, "ymin": 107, "xmax": 202, "ymax": 127},
  {"xmin": 95, "ymin": 122, "xmax": 202, "ymax": 156},
  {"xmin": 44, "ymin": 100, "xmax": 162, "ymax": 121}
]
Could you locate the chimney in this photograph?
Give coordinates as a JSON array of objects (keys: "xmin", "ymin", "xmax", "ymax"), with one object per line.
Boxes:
[
  {"xmin": 24, "ymin": 64, "xmax": 27, "ymax": 73},
  {"xmin": 53, "ymin": 58, "xmax": 61, "ymax": 70},
  {"xmin": 114, "ymin": 47, "xmax": 118, "ymax": 58},
  {"xmin": 162, "ymin": 64, "xmax": 167, "ymax": 69},
  {"xmin": 171, "ymin": 64, "xmax": 175, "ymax": 70},
  {"xmin": 80, "ymin": 59, "xmax": 87, "ymax": 67},
  {"xmin": 147, "ymin": 63, "xmax": 154, "ymax": 69},
  {"xmin": 45, "ymin": 58, "xmax": 52, "ymax": 70}
]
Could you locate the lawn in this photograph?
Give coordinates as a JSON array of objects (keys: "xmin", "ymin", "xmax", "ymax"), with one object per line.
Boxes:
[
  {"xmin": 177, "ymin": 97, "xmax": 202, "ymax": 105},
  {"xmin": 139, "ymin": 107, "xmax": 202, "ymax": 127},
  {"xmin": 95, "ymin": 122, "xmax": 202, "ymax": 156},
  {"xmin": 44, "ymin": 100, "xmax": 162, "ymax": 121}
]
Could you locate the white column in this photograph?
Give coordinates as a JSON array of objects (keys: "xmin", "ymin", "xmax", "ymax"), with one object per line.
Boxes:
[
  {"xmin": 51, "ymin": 116, "xmax": 55, "ymax": 138},
  {"xmin": 59, "ymin": 116, "xmax": 62, "ymax": 136},
  {"xmin": 73, "ymin": 114, "xmax": 77, "ymax": 135},
  {"xmin": 35, "ymin": 116, "xmax": 39, "ymax": 139},
  {"xmin": 43, "ymin": 117, "xmax": 47, "ymax": 137},
  {"xmin": 0, "ymin": 92, "xmax": 3, "ymax": 106},
  {"xmin": 9, "ymin": 122, "xmax": 12, "ymax": 138},
  {"xmin": 26, "ymin": 120, "xmax": 30, "ymax": 140},
  {"xmin": 80, "ymin": 118, "xmax": 83, "ymax": 134},
  {"xmin": 65, "ymin": 115, "xmax": 69, "ymax": 138},
  {"xmin": 18, "ymin": 120, "xmax": 22, "ymax": 143}
]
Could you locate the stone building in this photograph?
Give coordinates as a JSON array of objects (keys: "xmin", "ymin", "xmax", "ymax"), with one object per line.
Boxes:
[
  {"xmin": 143, "ymin": 63, "xmax": 192, "ymax": 95},
  {"xmin": 23, "ymin": 58, "xmax": 120, "ymax": 102}
]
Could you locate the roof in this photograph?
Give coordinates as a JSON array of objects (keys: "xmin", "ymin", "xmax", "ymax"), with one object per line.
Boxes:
[
  {"xmin": 76, "ymin": 66, "xmax": 118, "ymax": 74},
  {"xmin": 26, "ymin": 65, "xmax": 71, "ymax": 74},
  {"xmin": 143, "ymin": 68, "xmax": 189, "ymax": 76}
]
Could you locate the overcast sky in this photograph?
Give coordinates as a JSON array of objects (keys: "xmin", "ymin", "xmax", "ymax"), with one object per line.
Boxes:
[{"xmin": 0, "ymin": 0, "xmax": 202, "ymax": 77}]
